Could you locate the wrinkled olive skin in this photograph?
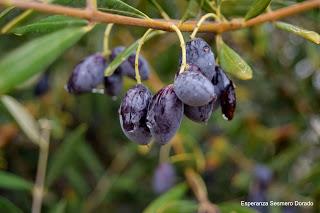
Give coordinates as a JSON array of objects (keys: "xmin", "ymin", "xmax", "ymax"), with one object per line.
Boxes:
[
  {"xmin": 66, "ymin": 53, "xmax": 106, "ymax": 94},
  {"xmin": 146, "ymin": 85, "xmax": 184, "ymax": 145},
  {"xmin": 181, "ymin": 37, "xmax": 216, "ymax": 80},
  {"xmin": 174, "ymin": 64, "xmax": 216, "ymax": 107},
  {"xmin": 119, "ymin": 84, "xmax": 152, "ymax": 145},
  {"xmin": 110, "ymin": 46, "xmax": 149, "ymax": 80}
]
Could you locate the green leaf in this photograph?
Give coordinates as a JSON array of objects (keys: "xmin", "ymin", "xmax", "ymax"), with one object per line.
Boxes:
[
  {"xmin": 12, "ymin": 15, "xmax": 88, "ymax": 35},
  {"xmin": 0, "ymin": 196, "xmax": 23, "ymax": 213},
  {"xmin": 0, "ymin": 171, "xmax": 33, "ymax": 191},
  {"xmin": 0, "ymin": 27, "xmax": 88, "ymax": 94},
  {"xmin": 219, "ymin": 202, "xmax": 258, "ymax": 213},
  {"xmin": 49, "ymin": 199, "xmax": 67, "ymax": 213},
  {"xmin": 98, "ymin": 0, "xmax": 149, "ymax": 19},
  {"xmin": 157, "ymin": 200, "xmax": 198, "ymax": 213},
  {"xmin": 46, "ymin": 125, "xmax": 87, "ymax": 186},
  {"xmin": 105, "ymin": 30, "xmax": 164, "ymax": 76},
  {"xmin": 0, "ymin": 7, "xmax": 15, "ymax": 20},
  {"xmin": 275, "ymin": 22, "xmax": 320, "ymax": 45},
  {"xmin": 1, "ymin": 95, "xmax": 41, "ymax": 146},
  {"xmin": 65, "ymin": 167, "xmax": 90, "ymax": 197},
  {"xmin": 143, "ymin": 183, "xmax": 188, "ymax": 213},
  {"xmin": 217, "ymin": 38, "xmax": 253, "ymax": 80},
  {"xmin": 245, "ymin": 0, "xmax": 272, "ymax": 20},
  {"xmin": 181, "ymin": 0, "xmax": 200, "ymax": 22},
  {"xmin": 220, "ymin": 0, "xmax": 253, "ymax": 17},
  {"xmin": 77, "ymin": 141, "xmax": 104, "ymax": 179}
]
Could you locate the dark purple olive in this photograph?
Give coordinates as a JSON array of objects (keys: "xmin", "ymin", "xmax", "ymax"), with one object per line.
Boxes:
[
  {"xmin": 174, "ymin": 64, "xmax": 216, "ymax": 107},
  {"xmin": 66, "ymin": 53, "xmax": 106, "ymax": 94},
  {"xmin": 34, "ymin": 71, "xmax": 50, "ymax": 96},
  {"xmin": 146, "ymin": 85, "xmax": 183, "ymax": 145},
  {"xmin": 152, "ymin": 163, "xmax": 176, "ymax": 194},
  {"xmin": 104, "ymin": 70, "xmax": 123, "ymax": 97},
  {"xmin": 179, "ymin": 37, "xmax": 215, "ymax": 80},
  {"xmin": 254, "ymin": 164, "xmax": 273, "ymax": 190},
  {"xmin": 110, "ymin": 46, "xmax": 149, "ymax": 80},
  {"xmin": 184, "ymin": 101, "xmax": 214, "ymax": 123},
  {"xmin": 119, "ymin": 84, "xmax": 152, "ymax": 145},
  {"xmin": 213, "ymin": 66, "xmax": 236, "ymax": 120}
]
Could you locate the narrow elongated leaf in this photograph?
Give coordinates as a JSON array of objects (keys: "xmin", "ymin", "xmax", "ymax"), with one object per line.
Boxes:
[
  {"xmin": 220, "ymin": 0, "xmax": 253, "ymax": 17},
  {"xmin": 99, "ymin": 0, "xmax": 149, "ymax": 19},
  {"xmin": 0, "ymin": 171, "xmax": 33, "ymax": 191},
  {"xmin": 46, "ymin": 125, "xmax": 87, "ymax": 186},
  {"xmin": 49, "ymin": 199, "xmax": 67, "ymax": 213},
  {"xmin": 77, "ymin": 141, "xmax": 104, "ymax": 179},
  {"xmin": 245, "ymin": 0, "xmax": 272, "ymax": 20},
  {"xmin": 275, "ymin": 22, "xmax": 320, "ymax": 45},
  {"xmin": 12, "ymin": 15, "xmax": 88, "ymax": 35},
  {"xmin": 181, "ymin": 0, "xmax": 199, "ymax": 22},
  {"xmin": 0, "ymin": 27, "xmax": 88, "ymax": 94},
  {"xmin": 105, "ymin": 30, "xmax": 164, "ymax": 76},
  {"xmin": 0, "ymin": 7, "xmax": 15, "ymax": 20},
  {"xmin": 1, "ymin": 95, "xmax": 41, "ymax": 146},
  {"xmin": 219, "ymin": 202, "xmax": 257, "ymax": 213},
  {"xmin": 143, "ymin": 183, "xmax": 188, "ymax": 213},
  {"xmin": 217, "ymin": 38, "xmax": 253, "ymax": 80},
  {"xmin": 0, "ymin": 196, "xmax": 23, "ymax": 213},
  {"xmin": 65, "ymin": 167, "xmax": 90, "ymax": 197},
  {"xmin": 157, "ymin": 200, "xmax": 198, "ymax": 213}
]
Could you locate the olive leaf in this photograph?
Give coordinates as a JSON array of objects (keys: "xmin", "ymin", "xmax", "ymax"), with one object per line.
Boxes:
[
  {"xmin": 245, "ymin": 0, "xmax": 272, "ymax": 20},
  {"xmin": 217, "ymin": 38, "xmax": 253, "ymax": 80},
  {"xmin": 0, "ymin": 27, "xmax": 88, "ymax": 94},
  {"xmin": 181, "ymin": 0, "xmax": 200, "ymax": 22},
  {"xmin": 143, "ymin": 183, "xmax": 188, "ymax": 213},
  {"xmin": 219, "ymin": 202, "xmax": 257, "ymax": 213},
  {"xmin": 1, "ymin": 95, "xmax": 41, "ymax": 146},
  {"xmin": 98, "ymin": 0, "xmax": 149, "ymax": 19},
  {"xmin": 157, "ymin": 200, "xmax": 198, "ymax": 213},
  {"xmin": 49, "ymin": 200, "xmax": 67, "ymax": 213},
  {"xmin": 0, "ymin": 171, "xmax": 33, "ymax": 191},
  {"xmin": 104, "ymin": 30, "xmax": 164, "ymax": 76},
  {"xmin": 46, "ymin": 125, "xmax": 87, "ymax": 186},
  {"xmin": 0, "ymin": 196, "xmax": 23, "ymax": 213},
  {"xmin": 12, "ymin": 15, "xmax": 88, "ymax": 35},
  {"xmin": 220, "ymin": 0, "xmax": 253, "ymax": 17},
  {"xmin": 275, "ymin": 21, "xmax": 320, "ymax": 45}
]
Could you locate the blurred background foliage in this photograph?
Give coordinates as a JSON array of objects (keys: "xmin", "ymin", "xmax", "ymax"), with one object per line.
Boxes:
[{"xmin": 0, "ymin": 0, "xmax": 319, "ymax": 212}]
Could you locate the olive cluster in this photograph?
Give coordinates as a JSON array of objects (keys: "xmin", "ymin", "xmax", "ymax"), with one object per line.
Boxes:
[
  {"xmin": 65, "ymin": 46, "xmax": 150, "ymax": 96},
  {"xmin": 66, "ymin": 37, "xmax": 236, "ymax": 146}
]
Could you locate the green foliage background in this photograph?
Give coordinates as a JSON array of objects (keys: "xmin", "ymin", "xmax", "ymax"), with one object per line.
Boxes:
[{"xmin": 0, "ymin": 0, "xmax": 319, "ymax": 212}]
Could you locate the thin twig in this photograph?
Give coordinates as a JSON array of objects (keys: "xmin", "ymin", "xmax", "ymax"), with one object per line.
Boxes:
[
  {"xmin": 32, "ymin": 119, "xmax": 51, "ymax": 213},
  {"xmin": 0, "ymin": 0, "xmax": 319, "ymax": 33}
]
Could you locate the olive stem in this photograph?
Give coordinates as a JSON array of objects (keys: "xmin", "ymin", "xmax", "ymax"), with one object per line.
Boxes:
[
  {"xmin": 170, "ymin": 24, "xmax": 186, "ymax": 74},
  {"xmin": 159, "ymin": 143, "xmax": 172, "ymax": 164},
  {"xmin": 102, "ymin": 23, "xmax": 114, "ymax": 57},
  {"xmin": 135, "ymin": 28, "xmax": 153, "ymax": 84},
  {"xmin": 0, "ymin": 0, "xmax": 319, "ymax": 33},
  {"xmin": 190, "ymin": 13, "xmax": 219, "ymax": 39}
]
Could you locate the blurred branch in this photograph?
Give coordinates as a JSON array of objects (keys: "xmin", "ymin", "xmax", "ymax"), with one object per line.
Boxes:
[
  {"xmin": 0, "ymin": 0, "xmax": 319, "ymax": 33},
  {"xmin": 32, "ymin": 119, "xmax": 51, "ymax": 213},
  {"xmin": 171, "ymin": 135, "xmax": 219, "ymax": 213}
]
